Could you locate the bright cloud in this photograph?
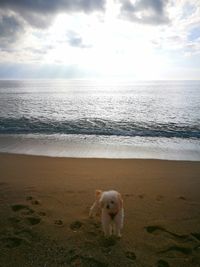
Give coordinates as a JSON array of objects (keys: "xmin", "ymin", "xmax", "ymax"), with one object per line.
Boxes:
[{"xmin": 0, "ymin": 0, "xmax": 200, "ymax": 79}]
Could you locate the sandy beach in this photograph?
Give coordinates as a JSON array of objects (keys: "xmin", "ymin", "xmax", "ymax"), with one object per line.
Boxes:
[{"xmin": 0, "ymin": 153, "xmax": 200, "ymax": 267}]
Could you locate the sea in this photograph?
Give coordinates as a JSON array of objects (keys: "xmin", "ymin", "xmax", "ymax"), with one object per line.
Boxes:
[{"xmin": 0, "ymin": 79, "xmax": 200, "ymax": 160}]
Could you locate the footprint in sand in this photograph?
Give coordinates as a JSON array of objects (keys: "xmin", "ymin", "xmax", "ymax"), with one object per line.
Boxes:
[
  {"xmin": 85, "ymin": 220, "xmax": 101, "ymax": 237},
  {"xmin": 159, "ymin": 245, "xmax": 192, "ymax": 256},
  {"xmin": 124, "ymin": 193, "xmax": 134, "ymax": 197},
  {"xmin": 31, "ymin": 200, "xmax": 40, "ymax": 205},
  {"xmin": 99, "ymin": 236, "xmax": 118, "ymax": 248},
  {"xmin": 11, "ymin": 204, "xmax": 32, "ymax": 212},
  {"xmin": 15, "ymin": 228, "xmax": 34, "ymax": 240},
  {"xmin": 26, "ymin": 195, "xmax": 41, "ymax": 205},
  {"xmin": 0, "ymin": 227, "xmax": 35, "ymax": 249},
  {"xmin": 145, "ymin": 225, "xmax": 194, "ymax": 259},
  {"xmin": 77, "ymin": 190, "xmax": 86, "ymax": 194},
  {"xmin": 101, "ymin": 247, "xmax": 112, "ymax": 254},
  {"xmin": 27, "ymin": 197, "xmax": 46, "ymax": 217},
  {"xmin": 0, "ymin": 182, "xmax": 8, "ymax": 187},
  {"xmin": 25, "ymin": 216, "xmax": 41, "ymax": 225},
  {"xmin": 38, "ymin": 211, "xmax": 46, "ymax": 216},
  {"xmin": 54, "ymin": 220, "xmax": 63, "ymax": 226},
  {"xmin": 70, "ymin": 220, "xmax": 83, "ymax": 231},
  {"xmin": 67, "ymin": 254, "xmax": 108, "ymax": 267},
  {"xmin": 157, "ymin": 259, "xmax": 170, "ymax": 267},
  {"xmin": 8, "ymin": 216, "xmax": 21, "ymax": 224},
  {"xmin": 191, "ymin": 232, "xmax": 200, "ymax": 241},
  {"xmin": 125, "ymin": 250, "xmax": 136, "ymax": 261},
  {"xmin": 0, "ymin": 236, "xmax": 25, "ymax": 248},
  {"xmin": 11, "ymin": 202, "xmax": 42, "ymax": 226},
  {"xmin": 11, "ymin": 204, "xmax": 34, "ymax": 215},
  {"xmin": 156, "ymin": 195, "xmax": 164, "ymax": 201},
  {"xmin": 178, "ymin": 196, "xmax": 186, "ymax": 200},
  {"xmin": 26, "ymin": 196, "xmax": 33, "ymax": 201},
  {"xmin": 138, "ymin": 194, "xmax": 145, "ymax": 199},
  {"xmin": 90, "ymin": 221, "xmax": 101, "ymax": 229},
  {"xmin": 145, "ymin": 225, "xmax": 166, "ymax": 234},
  {"xmin": 145, "ymin": 225, "xmax": 187, "ymax": 240},
  {"xmin": 87, "ymin": 230, "xmax": 98, "ymax": 237}
]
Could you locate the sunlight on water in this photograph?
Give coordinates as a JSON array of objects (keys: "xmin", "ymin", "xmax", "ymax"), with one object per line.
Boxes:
[{"xmin": 0, "ymin": 80, "xmax": 200, "ymax": 159}]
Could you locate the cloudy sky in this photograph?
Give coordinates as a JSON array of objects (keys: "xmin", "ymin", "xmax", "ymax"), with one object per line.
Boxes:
[{"xmin": 0, "ymin": 0, "xmax": 200, "ymax": 79}]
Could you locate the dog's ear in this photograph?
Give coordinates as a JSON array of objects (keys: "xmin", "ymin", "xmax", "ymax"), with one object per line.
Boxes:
[
  {"xmin": 95, "ymin": 190, "xmax": 102, "ymax": 199},
  {"xmin": 118, "ymin": 193, "xmax": 123, "ymax": 209}
]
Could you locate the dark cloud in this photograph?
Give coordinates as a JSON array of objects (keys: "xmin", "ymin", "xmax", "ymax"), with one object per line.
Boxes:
[
  {"xmin": 0, "ymin": 0, "xmax": 105, "ymax": 14},
  {"xmin": 119, "ymin": 0, "xmax": 169, "ymax": 25},
  {"xmin": 0, "ymin": 13, "xmax": 25, "ymax": 49},
  {"xmin": 0, "ymin": 0, "xmax": 105, "ymax": 51},
  {"xmin": 0, "ymin": 0, "xmax": 105, "ymax": 28},
  {"xmin": 18, "ymin": 12, "xmax": 54, "ymax": 29}
]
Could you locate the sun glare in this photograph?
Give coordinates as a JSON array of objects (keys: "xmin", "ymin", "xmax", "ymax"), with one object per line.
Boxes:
[
  {"xmin": 1, "ymin": 0, "xmax": 200, "ymax": 80},
  {"xmin": 42, "ymin": 3, "xmax": 169, "ymax": 79}
]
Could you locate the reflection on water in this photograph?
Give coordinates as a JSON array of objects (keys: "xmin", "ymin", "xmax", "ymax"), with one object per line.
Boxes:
[
  {"xmin": 0, "ymin": 80, "xmax": 200, "ymax": 137},
  {"xmin": 0, "ymin": 80, "xmax": 200, "ymax": 160}
]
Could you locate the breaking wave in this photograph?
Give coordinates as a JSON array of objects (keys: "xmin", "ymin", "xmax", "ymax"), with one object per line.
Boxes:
[{"xmin": 0, "ymin": 117, "xmax": 199, "ymax": 139}]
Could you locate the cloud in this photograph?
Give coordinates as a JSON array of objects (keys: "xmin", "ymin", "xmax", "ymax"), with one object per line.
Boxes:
[
  {"xmin": 0, "ymin": 0, "xmax": 105, "ymax": 28},
  {"xmin": 27, "ymin": 46, "xmax": 54, "ymax": 55},
  {"xmin": 0, "ymin": 12, "xmax": 25, "ymax": 50},
  {"xmin": 0, "ymin": 0, "xmax": 105, "ymax": 53},
  {"xmin": 119, "ymin": 0, "xmax": 170, "ymax": 25},
  {"xmin": 67, "ymin": 31, "xmax": 92, "ymax": 48},
  {"xmin": 0, "ymin": 0, "xmax": 105, "ymax": 14}
]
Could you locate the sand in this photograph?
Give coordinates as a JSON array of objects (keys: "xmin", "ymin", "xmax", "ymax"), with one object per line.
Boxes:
[{"xmin": 0, "ymin": 153, "xmax": 200, "ymax": 267}]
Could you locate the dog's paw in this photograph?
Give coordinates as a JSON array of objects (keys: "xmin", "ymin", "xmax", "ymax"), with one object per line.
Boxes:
[{"xmin": 89, "ymin": 211, "xmax": 94, "ymax": 218}]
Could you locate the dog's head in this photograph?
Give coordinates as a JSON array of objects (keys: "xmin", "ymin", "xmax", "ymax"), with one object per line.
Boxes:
[{"xmin": 99, "ymin": 190, "xmax": 123, "ymax": 214}]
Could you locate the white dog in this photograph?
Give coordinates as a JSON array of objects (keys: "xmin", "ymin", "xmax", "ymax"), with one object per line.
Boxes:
[{"xmin": 89, "ymin": 190, "xmax": 124, "ymax": 237}]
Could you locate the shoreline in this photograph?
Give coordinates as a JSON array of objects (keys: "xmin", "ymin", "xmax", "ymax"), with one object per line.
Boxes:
[
  {"xmin": 0, "ymin": 134, "xmax": 200, "ymax": 161},
  {"xmin": 0, "ymin": 153, "xmax": 200, "ymax": 266},
  {"xmin": 1, "ymin": 151, "xmax": 200, "ymax": 162}
]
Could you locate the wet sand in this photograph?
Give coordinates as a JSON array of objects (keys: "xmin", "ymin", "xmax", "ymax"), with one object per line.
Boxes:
[{"xmin": 0, "ymin": 153, "xmax": 200, "ymax": 267}]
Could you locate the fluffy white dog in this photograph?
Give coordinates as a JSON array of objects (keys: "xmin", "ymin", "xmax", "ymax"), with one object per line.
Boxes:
[{"xmin": 89, "ymin": 190, "xmax": 124, "ymax": 237}]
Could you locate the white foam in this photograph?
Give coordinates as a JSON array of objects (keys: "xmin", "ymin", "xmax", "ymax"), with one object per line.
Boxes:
[{"xmin": 0, "ymin": 134, "xmax": 200, "ymax": 161}]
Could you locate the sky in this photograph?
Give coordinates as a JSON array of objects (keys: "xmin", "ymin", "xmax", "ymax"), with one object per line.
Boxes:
[{"xmin": 0, "ymin": 0, "xmax": 200, "ymax": 80}]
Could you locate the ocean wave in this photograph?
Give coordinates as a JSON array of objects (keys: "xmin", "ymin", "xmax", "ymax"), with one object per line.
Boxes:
[{"xmin": 0, "ymin": 117, "xmax": 199, "ymax": 139}]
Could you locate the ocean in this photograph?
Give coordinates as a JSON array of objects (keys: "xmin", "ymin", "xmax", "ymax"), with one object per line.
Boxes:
[{"xmin": 0, "ymin": 79, "xmax": 200, "ymax": 160}]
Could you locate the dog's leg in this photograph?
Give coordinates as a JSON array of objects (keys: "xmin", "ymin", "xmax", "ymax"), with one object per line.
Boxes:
[
  {"xmin": 112, "ymin": 222, "xmax": 116, "ymax": 235},
  {"xmin": 109, "ymin": 223, "xmax": 114, "ymax": 235},
  {"xmin": 102, "ymin": 213, "xmax": 111, "ymax": 236},
  {"xmin": 115, "ymin": 225, "xmax": 121, "ymax": 237},
  {"xmin": 89, "ymin": 190, "xmax": 102, "ymax": 218},
  {"xmin": 102, "ymin": 223, "xmax": 111, "ymax": 236},
  {"xmin": 102, "ymin": 219, "xmax": 110, "ymax": 236},
  {"xmin": 114, "ymin": 211, "xmax": 124, "ymax": 237},
  {"xmin": 112, "ymin": 221, "xmax": 121, "ymax": 237},
  {"xmin": 89, "ymin": 201, "xmax": 98, "ymax": 218}
]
